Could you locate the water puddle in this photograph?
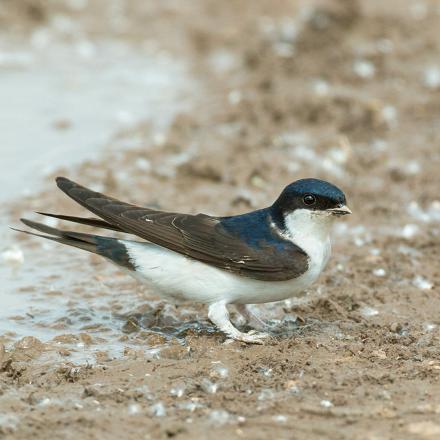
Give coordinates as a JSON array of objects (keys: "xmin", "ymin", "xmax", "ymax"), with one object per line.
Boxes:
[
  {"xmin": 0, "ymin": 38, "xmax": 191, "ymax": 201},
  {"xmin": 0, "ymin": 36, "xmax": 195, "ymax": 361}
]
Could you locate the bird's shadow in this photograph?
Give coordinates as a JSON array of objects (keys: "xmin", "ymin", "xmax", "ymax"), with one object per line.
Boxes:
[{"xmin": 115, "ymin": 305, "xmax": 324, "ymax": 344}]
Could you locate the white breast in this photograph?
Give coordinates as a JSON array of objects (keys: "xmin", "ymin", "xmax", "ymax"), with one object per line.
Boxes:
[{"xmin": 122, "ymin": 209, "xmax": 333, "ymax": 305}]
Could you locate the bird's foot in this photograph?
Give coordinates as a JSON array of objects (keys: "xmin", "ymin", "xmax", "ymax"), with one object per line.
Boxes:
[
  {"xmin": 209, "ymin": 301, "xmax": 270, "ymax": 344},
  {"xmin": 230, "ymin": 330, "xmax": 270, "ymax": 344}
]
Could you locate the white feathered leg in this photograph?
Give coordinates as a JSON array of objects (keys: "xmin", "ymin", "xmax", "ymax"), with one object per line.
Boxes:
[{"xmin": 208, "ymin": 301, "xmax": 269, "ymax": 344}]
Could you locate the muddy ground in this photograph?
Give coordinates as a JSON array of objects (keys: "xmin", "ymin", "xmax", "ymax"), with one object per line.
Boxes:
[{"xmin": 1, "ymin": 0, "xmax": 440, "ymax": 439}]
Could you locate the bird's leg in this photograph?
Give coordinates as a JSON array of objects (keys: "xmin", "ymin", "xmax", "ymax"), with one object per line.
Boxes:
[
  {"xmin": 235, "ymin": 304, "xmax": 269, "ymax": 331},
  {"xmin": 208, "ymin": 301, "xmax": 269, "ymax": 344}
]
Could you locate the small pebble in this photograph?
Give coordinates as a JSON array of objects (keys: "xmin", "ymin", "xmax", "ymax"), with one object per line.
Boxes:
[
  {"xmin": 201, "ymin": 378, "xmax": 218, "ymax": 394},
  {"xmin": 401, "ymin": 224, "xmax": 419, "ymax": 239},
  {"xmin": 373, "ymin": 268, "xmax": 386, "ymax": 277},
  {"xmin": 320, "ymin": 399, "xmax": 333, "ymax": 408},
  {"xmin": 2, "ymin": 247, "xmax": 24, "ymax": 267},
  {"xmin": 361, "ymin": 306, "xmax": 379, "ymax": 317},
  {"xmin": 170, "ymin": 383, "xmax": 186, "ymax": 398},
  {"xmin": 150, "ymin": 402, "xmax": 166, "ymax": 417},
  {"xmin": 212, "ymin": 364, "xmax": 229, "ymax": 379},
  {"xmin": 424, "ymin": 323, "xmax": 437, "ymax": 332},
  {"xmin": 353, "ymin": 60, "xmax": 375, "ymax": 79},
  {"xmin": 413, "ymin": 275, "xmax": 433, "ymax": 290},
  {"xmin": 312, "ymin": 79, "xmax": 330, "ymax": 96},
  {"xmin": 128, "ymin": 403, "xmax": 141, "ymax": 415}
]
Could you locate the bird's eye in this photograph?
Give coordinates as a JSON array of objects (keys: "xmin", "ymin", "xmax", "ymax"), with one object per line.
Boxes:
[{"xmin": 303, "ymin": 194, "xmax": 316, "ymax": 205}]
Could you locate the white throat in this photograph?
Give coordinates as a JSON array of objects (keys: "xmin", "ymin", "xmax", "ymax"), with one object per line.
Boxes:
[
  {"xmin": 279, "ymin": 209, "xmax": 334, "ymax": 271},
  {"xmin": 283, "ymin": 209, "xmax": 334, "ymax": 243}
]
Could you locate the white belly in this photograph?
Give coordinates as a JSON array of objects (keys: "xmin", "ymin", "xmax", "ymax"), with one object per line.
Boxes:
[{"xmin": 123, "ymin": 234, "xmax": 331, "ymax": 305}]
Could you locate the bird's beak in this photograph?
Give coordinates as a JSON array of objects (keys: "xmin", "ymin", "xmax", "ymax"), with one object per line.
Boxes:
[{"xmin": 327, "ymin": 205, "xmax": 352, "ymax": 216}]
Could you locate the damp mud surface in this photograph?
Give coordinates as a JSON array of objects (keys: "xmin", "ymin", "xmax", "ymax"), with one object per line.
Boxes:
[{"xmin": 1, "ymin": 1, "xmax": 440, "ymax": 439}]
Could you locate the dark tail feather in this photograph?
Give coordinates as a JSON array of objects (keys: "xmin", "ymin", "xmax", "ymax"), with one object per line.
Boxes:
[
  {"xmin": 36, "ymin": 212, "xmax": 123, "ymax": 232},
  {"xmin": 11, "ymin": 227, "xmax": 97, "ymax": 253},
  {"xmin": 15, "ymin": 219, "xmax": 135, "ymax": 270}
]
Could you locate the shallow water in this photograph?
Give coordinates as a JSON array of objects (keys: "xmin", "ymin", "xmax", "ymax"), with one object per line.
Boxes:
[
  {"xmin": 0, "ymin": 37, "xmax": 193, "ymax": 359},
  {"xmin": 0, "ymin": 39, "xmax": 191, "ymax": 201}
]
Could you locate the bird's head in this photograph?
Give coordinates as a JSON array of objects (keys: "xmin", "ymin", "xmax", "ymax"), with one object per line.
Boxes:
[{"xmin": 271, "ymin": 178, "xmax": 351, "ymax": 231}]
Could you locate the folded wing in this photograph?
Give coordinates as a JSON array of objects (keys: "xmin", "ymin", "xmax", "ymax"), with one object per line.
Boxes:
[{"xmin": 52, "ymin": 177, "xmax": 308, "ymax": 281}]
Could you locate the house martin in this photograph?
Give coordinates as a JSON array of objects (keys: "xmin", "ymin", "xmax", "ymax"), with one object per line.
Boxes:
[{"xmin": 16, "ymin": 177, "xmax": 351, "ymax": 343}]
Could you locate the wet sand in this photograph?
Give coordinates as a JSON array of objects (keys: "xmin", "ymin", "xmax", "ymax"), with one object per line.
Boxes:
[{"xmin": 1, "ymin": 1, "xmax": 440, "ymax": 439}]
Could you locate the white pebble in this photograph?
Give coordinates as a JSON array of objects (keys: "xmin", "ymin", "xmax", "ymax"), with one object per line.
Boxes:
[
  {"xmin": 404, "ymin": 161, "xmax": 421, "ymax": 175},
  {"xmin": 353, "ymin": 237, "xmax": 365, "ymax": 247},
  {"xmin": 213, "ymin": 364, "xmax": 229, "ymax": 378},
  {"xmin": 312, "ymin": 79, "xmax": 330, "ymax": 96},
  {"xmin": 128, "ymin": 403, "xmax": 141, "ymax": 415},
  {"xmin": 2, "ymin": 247, "xmax": 24, "ymax": 267},
  {"xmin": 260, "ymin": 367, "xmax": 273, "ymax": 378},
  {"xmin": 201, "ymin": 378, "xmax": 218, "ymax": 394},
  {"xmin": 361, "ymin": 306, "xmax": 379, "ymax": 317},
  {"xmin": 150, "ymin": 402, "xmax": 166, "ymax": 417},
  {"xmin": 273, "ymin": 415, "xmax": 288, "ymax": 423},
  {"xmin": 353, "ymin": 60, "xmax": 375, "ymax": 79},
  {"xmin": 423, "ymin": 67, "xmax": 440, "ymax": 89},
  {"xmin": 38, "ymin": 398, "xmax": 51, "ymax": 406},
  {"xmin": 373, "ymin": 268, "xmax": 386, "ymax": 277},
  {"xmin": 170, "ymin": 383, "xmax": 186, "ymax": 398},
  {"xmin": 320, "ymin": 399, "xmax": 333, "ymax": 408},
  {"xmin": 424, "ymin": 323, "xmax": 437, "ymax": 332},
  {"xmin": 413, "ymin": 275, "xmax": 433, "ymax": 290},
  {"xmin": 401, "ymin": 224, "xmax": 419, "ymax": 239}
]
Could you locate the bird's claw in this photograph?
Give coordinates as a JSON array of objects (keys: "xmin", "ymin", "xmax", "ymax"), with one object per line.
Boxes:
[{"xmin": 233, "ymin": 331, "xmax": 270, "ymax": 344}]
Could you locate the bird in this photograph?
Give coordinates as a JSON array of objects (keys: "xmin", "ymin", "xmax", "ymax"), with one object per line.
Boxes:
[{"xmin": 15, "ymin": 177, "xmax": 351, "ymax": 344}]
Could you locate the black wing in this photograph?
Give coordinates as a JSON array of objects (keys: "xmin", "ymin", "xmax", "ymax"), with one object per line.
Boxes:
[{"xmin": 51, "ymin": 177, "xmax": 308, "ymax": 281}]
